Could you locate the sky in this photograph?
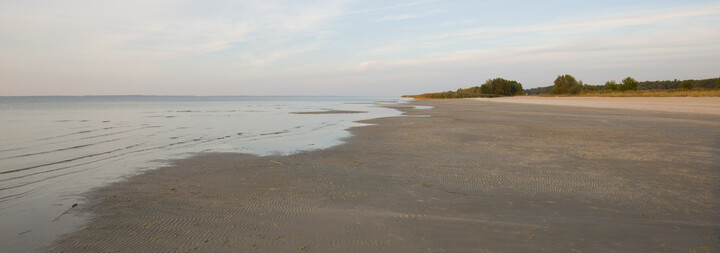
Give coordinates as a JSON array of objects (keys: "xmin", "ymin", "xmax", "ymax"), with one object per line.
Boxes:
[{"xmin": 1, "ymin": 0, "xmax": 719, "ymax": 96}]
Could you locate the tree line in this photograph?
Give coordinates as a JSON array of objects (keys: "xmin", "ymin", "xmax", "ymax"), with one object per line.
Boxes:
[
  {"xmin": 405, "ymin": 78, "xmax": 523, "ymax": 98},
  {"xmin": 550, "ymin": 75, "xmax": 639, "ymax": 94},
  {"xmin": 527, "ymin": 76, "xmax": 720, "ymax": 95},
  {"xmin": 405, "ymin": 76, "xmax": 719, "ymax": 98}
]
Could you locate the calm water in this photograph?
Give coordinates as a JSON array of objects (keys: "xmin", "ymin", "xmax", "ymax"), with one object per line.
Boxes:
[{"xmin": 0, "ymin": 96, "xmax": 409, "ymax": 251}]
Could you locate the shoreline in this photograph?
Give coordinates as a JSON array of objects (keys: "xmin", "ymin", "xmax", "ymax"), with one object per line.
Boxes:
[
  {"xmin": 0, "ymin": 96, "xmax": 404, "ymax": 252},
  {"xmin": 471, "ymin": 96, "xmax": 720, "ymax": 115},
  {"xmin": 51, "ymin": 100, "xmax": 720, "ymax": 252}
]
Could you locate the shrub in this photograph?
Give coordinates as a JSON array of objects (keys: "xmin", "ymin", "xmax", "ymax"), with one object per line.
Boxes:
[
  {"xmin": 480, "ymin": 78, "xmax": 524, "ymax": 96},
  {"xmin": 551, "ymin": 74, "xmax": 582, "ymax": 94},
  {"xmin": 621, "ymin": 77, "xmax": 639, "ymax": 91},
  {"xmin": 604, "ymin": 80, "xmax": 618, "ymax": 91},
  {"xmin": 583, "ymin": 85, "xmax": 598, "ymax": 92},
  {"xmin": 679, "ymin": 80, "xmax": 694, "ymax": 89}
]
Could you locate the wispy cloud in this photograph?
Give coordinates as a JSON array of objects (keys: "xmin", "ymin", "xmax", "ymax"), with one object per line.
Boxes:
[
  {"xmin": 342, "ymin": 23, "xmax": 720, "ymax": 88},
  {"xmin": 377, "ymin": 9, "xmax": 444, "ymax": 22},
  {"xmin": 379, "ymin": 14, "xmax": 422, "ymax": 21},
  {"xmin": 346, "ymin": 0, "xmax": 437, "ymax": 16},
  {"xmin": 460, "ymin": 5, "xmax": 720, "ymax": 39},
  {"xmin": 117, "ymin": 20, "xmax": 251, "ymax": 55},
  {"xmin": 361, "ymin": 5, "xmax": 720, "ymax": 56},
  {"xmin": 0, "ymin": 0, "xmax": 351, "ymax": 55},
  {"xmin": 240, "ymin": 43, "xmax": 325, "ymax": 68},
  {"xmin": 1, "ymin": 0, "xmax": 719, "ymax": 95}
]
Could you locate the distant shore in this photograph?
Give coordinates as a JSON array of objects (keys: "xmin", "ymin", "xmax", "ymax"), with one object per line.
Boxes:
[
  {"xmin": 472, "ymin": 96, "xmax": 720, "ymax": 115},
  {"xmin": 51, "ymin": 99, "xmax": 720, "ymax": 252}
]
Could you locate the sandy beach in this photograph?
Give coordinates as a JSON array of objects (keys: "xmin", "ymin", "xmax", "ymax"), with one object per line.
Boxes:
[
  {"xmin": 51, "ymin": 99, "xmax": 720, "ymax": 252},
  {"xmin": 472, "ymin": 96, "xmax": 720, "ymax": 115}
]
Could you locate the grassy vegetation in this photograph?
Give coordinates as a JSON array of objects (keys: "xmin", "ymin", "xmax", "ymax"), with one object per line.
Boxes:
[
  {"xmin": 543, "ymin": 88, "xmax": 720, "ymax": 97},
  {"xmin": 403, "ymin": 92, "xmax": 501, "ymax": 99}
]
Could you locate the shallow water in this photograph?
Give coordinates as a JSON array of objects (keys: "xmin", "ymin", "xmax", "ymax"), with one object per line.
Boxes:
[{"xmin": 0, "ymin": 96, "xmax": 407, "ymax": 252}]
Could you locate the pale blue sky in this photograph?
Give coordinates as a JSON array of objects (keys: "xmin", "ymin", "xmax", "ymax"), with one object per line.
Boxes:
[{"xmin": 1, "ymin": 0, "xmax": 719, "ymax": 96}]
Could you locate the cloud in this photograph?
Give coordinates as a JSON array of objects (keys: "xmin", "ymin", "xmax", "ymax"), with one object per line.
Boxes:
[
  {"xmin": 2, "ymin": 0, "xmax": 719, "ymax": 96},
  {"xmin": 0, "ymin": 0, "xmax": 351, "ymax": 56},
  {"xmin": 0, "ymin": 0, "xmax": 358, "ymax": 95},
  {"xmin": 117, "ymin": 20, "xmax": 251, "ymax": 55},
  {"xmin": 347, "ymin": 3, "xmax": 720, "ymax": 91},
  {"xmin": 361, "ymin": 5, "xmax": 720, "ymax": 56},
  {"xmin": 346, "ymin": 0, "xmax": 437, "ymax": 16},
  {"xmin": 377, "ymin": 9, "xmax": 444, "ymax": 22},
  {"xmin": 379, "ymin": 14, "xmax": 421, "ymax": 21},
  {"xmin": 356, "ymin": 30, "xmax": 719, "ymax": 71},
  {"xmin": 240, "ymin": 43, "xmax": 325, "ymax": 68}
]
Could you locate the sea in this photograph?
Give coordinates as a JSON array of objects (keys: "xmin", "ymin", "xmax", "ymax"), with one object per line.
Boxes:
[{"xmin": 0, "ymin": 96, "xmax": 413, "ymax": 252}]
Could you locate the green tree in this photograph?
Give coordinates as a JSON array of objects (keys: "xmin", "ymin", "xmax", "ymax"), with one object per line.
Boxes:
[
  {"xmin": 480, "ymin": 78, "xmax": 524, "ymax": 96},
  {"xmin": 604, "ymin": 80, "xmax": 618, "ymax": 91},
  {"xmin": 620, "ymin": 77, "xmax": 639, "ymax": 91},
  {"xmin": 551, "ymin": 74, "xmax": 582, "ymax": 94},
  {"xmin": 716, "ymin": 78, "xmax": 720, "ymax": 89},
  {"xmin": 679, "ymin": 80, "xmax": 694, "ymax": 89},
  {"xmin": 454, "ymin": 86, "xmax": 482, "ymax": 98},
  {"xmin": 583, "ymin": 84, "xmax": 598, "ymax": 92}
]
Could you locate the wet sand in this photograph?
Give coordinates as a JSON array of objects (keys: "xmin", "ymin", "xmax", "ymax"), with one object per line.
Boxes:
[
  {"xmin": 472, "ymin": 96, "xmax": 720, "ymax": 115},
  {"xmin": 291, "ymin": 110, "xmax": 367, "ymax": 114},
  {"xmin": 52, "ymin": 100, "xmax": 720, "ymax": 252}
]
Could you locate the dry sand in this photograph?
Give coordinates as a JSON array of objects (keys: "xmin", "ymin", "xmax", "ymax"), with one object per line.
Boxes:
[
  {"xmin": 51, "ymin": 100, "xmax": 720, "ymax": 252},
  {"xmin": 472, "ymin": 96, "xmax": 720, "ymax": 115}
]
